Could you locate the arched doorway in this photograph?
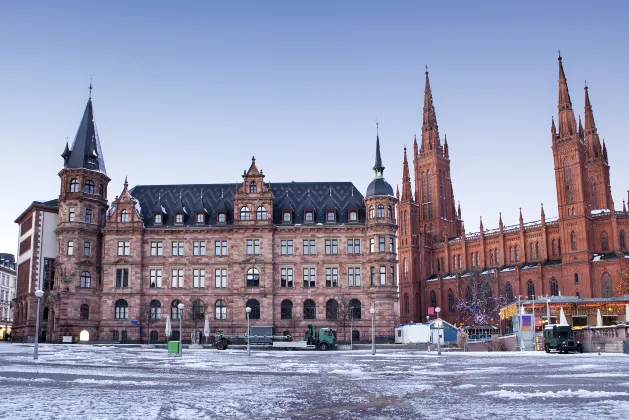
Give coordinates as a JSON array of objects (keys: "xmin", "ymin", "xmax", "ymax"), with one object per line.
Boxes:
[{"xmin": 79, "ymin": 330, "xmax": 90, "ymax": 342}]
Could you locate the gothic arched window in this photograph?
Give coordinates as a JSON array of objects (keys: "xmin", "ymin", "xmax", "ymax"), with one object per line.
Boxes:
[
  {"xmin": 552, "ymin": 239, "xmax": 558, "ymax": 257},
  {"xmin": 550, "ymin": 278, "xmax": 559, "ymax": 296},
  {"xmin": 571, "ymin": 231, "xmax": 577, "ymax": 251},
  {"xmin": 526, "ymin": 280, "xmax": 535, "ymax": 300},
  {"xmin": 563, "ymin": 157, "xmax": 574, "ymax": 203},
  {"xmin": 404, "ymin": 293, "xmax": 409, "ymax": 315},
  {"xmin": 504, "ymin": 282, "xmax": 514, "ymax": 303},
  {"xmin": 602, "ymin": 273, "xmax": 612, "ymax": 298},
  {"xmin": 515, "ymin": 245, "xmax": 520, "ymax": 261},
  {"xmin": 590, "ymin": 178, "xmax": 598, "ymax": 209},
  {"xmin": 535, "ymin": 242, "xmax": 540, "ymax": 259},
  {"xmin": 509, "ymin": 246, "xmax": 514, "ymax": 263},
  {"xmin": 489, "ymin": 250, "xmax": 494, "ymax": 266},
  {"xmin": 621, "ymin": 230, "xmax": 627, "ymax": 250},
  {"xmin": 430, "ymin": 290, "xmax": 437, "ymax": 309},
  {"xmin": 447, "ymin": 289, "xmax": 455, "ymax": 313},
  {"xmin": 601, "ymin": 231, "xmax": 609, "ymax": 252}
]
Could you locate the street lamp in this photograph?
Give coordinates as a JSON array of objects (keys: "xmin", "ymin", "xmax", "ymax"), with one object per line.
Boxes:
[
  {"xmin": 546, "ymin": 298, "xmax": 551, "ymax": 325},
  {"xmin": 349, "ymin": 306, "xmax": 354, "ymax": 351},
  {"xmin": 435, "ymin": 307, "xmax": 442, "ymax": 356},
  {"xmin": 34, "ymin": 290, "xmax": 43, "ymax": 360},
  {"xmin": 370, "ymin": 306, "xmax": 376, "ymax": 355},
  {"xmin": 177, "ymin": 302, "xmax": 184, "ymax": 357},
  {"xmin": 245, "ymin": 306, "xmax": 252, "ymax": 356}
]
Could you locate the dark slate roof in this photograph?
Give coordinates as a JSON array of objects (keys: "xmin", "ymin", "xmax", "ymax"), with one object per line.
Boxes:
[
  {"xmin": 63, "ymin": 99, "xmax": 107, "ymax": 175},
  {"xmin": 129, "ymin": 182, "xmax": 365, "ymax": 227},
  {"xmin": 366, "ymin": 178, "xmax": 394, "ymax": 197},
  {"xmin": 35, "ymin": 199, "xmax": 59, "ymax": 208},
  {"xmin": 0, "ymin": 253, "xmax": 15, "ymax": 265}
]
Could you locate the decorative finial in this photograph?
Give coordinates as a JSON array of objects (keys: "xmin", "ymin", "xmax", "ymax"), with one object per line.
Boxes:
[
  {"xmin": 425, "ymin": 65, "xmax": 428, "ymax": 74},
  {"xmin": 124, "ymin": 175, "xmax": 128, "ymax": 189},
  {"xmin": 376, "ymin": 119, "xmax": 379, "ymax": 136},
  {"xmin": 585, "ymin": 80, "xmax": 588, "ymax": 89},
  {"xmin": 252, "ymin": 156, "xmax": 255, "ymax": 163},
  {"xmin": 558, "ymin": 49, "xmax": 561, "ymax": 59},
  {"xmin": 89, "ymin": 76, "xmax": 93, "ymax": 100}
]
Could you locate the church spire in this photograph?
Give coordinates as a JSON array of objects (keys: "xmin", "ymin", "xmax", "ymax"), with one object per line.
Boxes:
[
  {"xmin": 557, "ymin": 53, "xmax": 577, "ymax": 138},
  {"xmin": 444, "ymin": 134, "xmax": 449, "ymax": 158},
  {"xmin": 401, "ymin": 147, "xmax": 412, "ymax": 201},
  {"xmin": 420, "ymin": 68, "xmax": 441, "ymax": 154},
  {"xmin": 373, "ymin": 124, "xmax": 384, "ymax": 179},
  {"xmin": 584, "ymin": 83, "xmax": 596, "ymax": 131}
]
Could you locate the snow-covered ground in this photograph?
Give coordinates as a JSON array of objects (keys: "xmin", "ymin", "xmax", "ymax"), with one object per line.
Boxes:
[{"xmin": 1, "ymin": 343, "xmax": 628, "ymax": 419}]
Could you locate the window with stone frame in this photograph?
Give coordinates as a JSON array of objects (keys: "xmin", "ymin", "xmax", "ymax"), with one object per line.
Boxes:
[
  {"xmin": 246, "ymin": 268, "xmax": 260, "ymax": 287},
  {"xmin": 348, "ymin": 267, "xmax": 361, "ymax": 287},
  {"xmin": 601, "ymin": 231, "xmax": 609, "ymax": 252},
  {"xmin": 325, "ymin": 239, "xmax": 338, "ymax": 255},
  {"xmin": 240, "ymin": 207, "xmax": 251, "ymax": 221},
  {"xmin": 304, "ymin": 211, "xmax": 314, "ymax": 223},
  {"xmin": 246, "ymin": 239, "xmax": 260, "ymax": 255},
  {"xmin": 83, "ymin": 241, "xmax": 91, "ymax": 257},
  {"xmin": 303, "ymin": 239, "xmax": 315, "ymax": 255},
  {"xmin": 215, "ymin": 300, "xmax": 227, "ymax": 320},
  {"xmin": 84, "ymin": 179, "xmax": 95, "ymax": 194},
  {"xmin": 150, "ymin": 300, "xmax": 161, "ymax": 320},
  {"xmin": 171, "ymin": 299, "xmax": 182, "ymax": 320},
  {"xmin": 215, "ymin": 268, "xmax": 227, "ymax": 288},
  {"xmin": 192, "ymin": 268, "xmax": 205, "ymax": 288},
  {"xmin": 171, "ymin": 268, "xmax": 184, "ymax": 287},
  {"xmin": 389, "ymin": 238, "xmax": 395, "ymax": 253},
  {"xmin": 369, "ymin": 206, "xmax": 374, "ymax": 219},
  {"xmin": 379, "ymin": 266, "xmax": 386, "ymax": 285},
  {"xmin": 280, "ymin": 267, "xmax": 293, "ymax": 287},
  {"xmin": 280, "ymin": 299, "xmax": 293, "ymax": 320},
  {"xmin": 172, "ymin": 241, "xmax": 184, "ymax": 256},
  {"xmin": 370, "ymin": 238, "xmax": 375, "ymax": 253},
  {"xmin": 120, "ymin": 210, "xmax": 129, "ymax": 223},
  {"xmin": 347, "ymin": 239, "xmax": 360, "ymax": 254},
  {"xmin": 217, "ymin": 212, "xmax": 226, "ymax": 223},
  {"xmin": 214, "ymin": 240, "xmax": 227, "ymax": 256},
  {"xmin": 150, "ymin": 241, "xmax": 163, "ymax": 256},
  {"xmin": 115, "ymin": 268, "xmax": 129, "ymax": 288},
  {"xmin": 80, "ymin": 304, "xmax": 89, "ymax": 320},
  {"xmin": 571, "ymin": 231, "xmax": 577, "ymax": 251},
  {"xmin": 196, "ymin": 213, "xmax": 205, "ymax": 224},
  {"xmin": 246, "ymin": 299, "xmax": 260, "ymax": 319},
  {"xmin": 303, "ymin": 299, "xmax": 316, "ymax": 320},
  {"xmin": 154, "ymin": 214, "xmax": 162, "ymax": 225},
  {"xmin": 69, "ymin": 207, "xmax": 75, "ymax": 222},
  {"xmin": 390, "ymin": 266, "xmax": 395, "ymax": 285},
  {"xmin": 115, "ymin": 300, "xmax": 129, "ymax": 319},
  {"xmin": 325, "ymin": 267, "xmax": 338, "ymax": 287},
  {"xmin": 349, "ymin": 210, "xmax": 358, "ymax": 222},
  {"xmin": 326, "ymin": 210, "xmax": 336, "ymax": 222},
  {"xmin": 326, "ymin": 299, "xmax": 338, "ymax": 320},
  {"xmin": 256, "ymin": 206, "xmax": 267, "ymax": 220},
  {"xmin": 174, "ymin": 213, "xmax": 183, "ymax": 224},
  {"xmin": 117, "ymin": 240, "xmax": 130, "ymax": 256},
  {"xmin": 70, "ymin": 178, "xmax": 79, "ymax": 192},
  {"xmin": 193, "ymin": 241, "xmax": 206, "ymax": 256},
  {"xmin": 80, "ymin": 271, "xmax": 91, "ymax": 288},
  {"xmin": 377, "ymin": 205, "xmax": 384, "ymax": 218},
  {"xmin": 280, "ymin": 240, "xmax": 294, "ymax": 255},
  {"xmin": 149, "ymin": 268, "xmax": 162, "ymax": 288},
  {"xmin": 370, "ymin": 266, "xmax": 375, "ymax": 286},
  {"xmin": 303, "ymin": 267, "xmax": 316, "ymax": 288},
  {"xmin": 378, "ymin": 237, "xmax": 385, "ymax": 252},
  {"xmin": 67, "ymin": 240, "xmax": 74, "ymax": 256},
  {"xmin": 282, "ymin": 211, "xmax": 292, "ymax": 223},
  {"xmin": 249, "ymin": 181, "xmax": 257, "ymax": 193},
  {"xmin": 85, "ymin": 208, "xmax": 92, "ymax": 224}
]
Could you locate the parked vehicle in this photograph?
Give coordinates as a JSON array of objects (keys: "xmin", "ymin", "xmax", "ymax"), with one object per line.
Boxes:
[
  {"xmin": 213, "ymin": 324, "xmax": 336, "ymax": 351},
  {"xmin": 543, "ymin": 324, "xmax": 583, "ymax": 354}
]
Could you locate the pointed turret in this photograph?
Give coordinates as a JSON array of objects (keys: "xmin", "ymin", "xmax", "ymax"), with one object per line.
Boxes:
[
  {"xmin": 578, "ymin": 115, "xmax": 584, "ymax": 138},
  {"xmin": 413, "ymin": 135, "xmax": 418, "ymax": 159},
  {"xmin": 420, "ymin": 69, "xmax": 441, "ymax": 154},
  {"xmin": 61, "ymin": 141, "xmax": 70, "ymax": 162},
  {"xmin": 444, "ymin": 134, "xmax": 449, "ymax": 158},
  {"xmin": 519, "ymin": 207, "xmax": 524, "ymax": 230},
  {"xmin": 557, "ymin": 54, "xmax": 577, "ymax": 138},
  {"xmin": 499, "ymin": 212, "xmax": 503, "ymax": 232},
  {"xmin": 603, "ymin": 140, "xmax": 608, "ymax": 162},
  {"xmin": 64, "ymin": 89, "xmax": 107, "ymax": 174},
  {"xmin": 551, "ymin": 116, "xmax": 557, "ymax": 140},
  {"xmin": 623, "ymin": 200, "xmax": 627, "ymax": 213},
  {"xmin": 479, "ymin": 216, "xmax": 484, "ymax": 232},
  {"xmin": 401, "ymin": 147, "xmax": 412, "ymax": 201},
  {"xmin": 584, "ymin": 84, "xmax": 596, "ymax": 131},
  {"xmin": 396, "ymin": 185, "xmax": 400, "ymax": 200},
  {"xmin": 457, "ymin": 201, "xmax": 461, "ymax": 218},
  {"xmin": 373, "ymin": 131, "xmax": 384, "ymax": 178},
  {"xmin": 366, "ymin": 127, "xmax": 394, "ymax": 197},
  {"xmin": 541, "ymin": 202, "xmax": 546, "ymax": 225},
  {"xmin": 583, "ymin": 85, "xmax": 603, "ymax": 160}
]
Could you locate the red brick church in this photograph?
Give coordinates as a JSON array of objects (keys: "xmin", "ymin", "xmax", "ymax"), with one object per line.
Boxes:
[{"xmin": 397, "ymin": 55, "xmax": 629, "ymax": 326}]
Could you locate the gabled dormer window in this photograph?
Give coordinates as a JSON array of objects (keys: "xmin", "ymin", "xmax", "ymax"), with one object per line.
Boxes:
[
  {"xmin": 217, "ymin": 212, "xmax": 226, "ymax": 224},
  {"xmin": 120, "ymin": 210, "xmax": 129, "ymax": 223},
  {"xmin": 304, "ymin": 211, "xmax": 314, "ymax": 223},
  {"xmin": 349, "ymin": 210, "xmax": 358, "ymax": 222},
  {"xmin": 326, "ymin": 210, "xmax": 336, "ymax": 222},
  {"xmin": 283, "ymin": 211, "xmax": 292, "ymax": 224},
  {"xmin": 154, "ymin": 214, "xmax": 162, "ymax": 225},
  {"xmin": 88, "ymin": 156, "xmax": 97, "ymax": 165},
  {"xmin": 250, "ymin": 181, "xmax": 257, "ymax": 193},
  {"xmin": 196, "ymin": 213, "xmax": 205, "ymax": 224},
  {"xmin": 175, "ymin": 213, "xmax": 183, "ymax": 225}
]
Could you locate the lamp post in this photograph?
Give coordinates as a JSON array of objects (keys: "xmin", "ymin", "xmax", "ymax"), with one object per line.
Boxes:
[
  {"xmin": 33, "ymin": 290, "xmax": 43, "ymax": 360},
  {"xmin": 177, "ymin": 302, "xmax": 184, "ymax": 357},
  {"xmin": 246, "ymin": 306, "xmax": 251, "ymax": 356},
  {"xmin": 349, "ymin": 306, "xmax": 354, "ymax": 351},
  {"xmin": 370, "ymin": 306, "xmax": 376, "ymax": 355},
  {"xmin": 546, "ymin": 298, "xmax": 551, "ymax": 325},
  {"xmin": 435, "ymin": 307, "xmax": 442, "ymax": 356}
]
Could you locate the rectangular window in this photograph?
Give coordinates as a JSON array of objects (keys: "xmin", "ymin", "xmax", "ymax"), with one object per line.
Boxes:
[
  {"xmin": 115, "ymin": 268, "xmax": 129, "ymax": 288},
  {"xmin": 370, "ymin": 267, "xmax": 375, "ymax": 286},
  {"xmin": 85, "ymin": 208, "xmax": 92, "ymax": 224},
  {"xmin": 390, "ymin": 266, "xmax": 395, "ymax": 286},
  {"xmin": 175, "ymin": 213, "xmax": 183, "ymax": 224},
  {"xmin": 83, "ymin": 241, "xmax": 91, "ymax": 257},
  {"xmin": 196, "ymin": 213, "xmax": 205, "ymax": 224},
  {"xmin": 215, "ymin": 240, "xmax": 228, "ymax": 256},
  {"xmin": 281, "ymin": 240, "xmax": 294, "ymax": 255},
  {"xmin": 193, "ymin": 241, "xmax": 206, "ymax": 256},
  {"xmin": 325, "ymin": 239, "xmax": 338, "ymax": 255},
  {"xmin": 325, "ymin": 267, "xmax": 338, "ymax": 287},
  {"xmin": 280, "ymin": 267, "xmax": 294, "ymax": 287},
  {"xmin": 246, "ymin": 239, "xmax": 260, "ymax": 255},
  {"xmin": 370, "ymin": 238, "xmax": 375, "ymax": 253},
  {"xmin": 117, "ymin": 240, "xmax": 130, "ymax": 256},
  {"xmin": 172, "ymin": 241, "xmax": 184, "ymax": 256},
  {"xmin": 303, "ymin": 239, "xmax": 315, "ymax": 255},
  {"xmin": 379, "ymin": 266, "xmax": 386, "ymax": 285},
  {"xmin": 389, "ymin": 238, "xmax": 395, "ymax": 253},
  {"xmin": 19, "ymin": 237, "xmax": 31, "ymax": 255},
  {"xmin": 67, "ymin": 240, "xmax": 74, "ymax": 256},
  {"xmin": 348, "ymin": 267, "xmax": 361, "ymax": 287},
  {"xmin": 215, "ymin": 268, "xmax": 227, "ymax": 288},
  {"xmin": 303, "ymin": 268, "xmax": 316, "ymax": 288},
  {"xmin": 149, "ymin": 268, "xmax": 162, "ymax": 288},
  {"xmin": 150, "ymin": 241, "xmax": 163, "ymax": 256},
  {"xmin": 69, "ymin": 207, "xmax": 75, "ymax": 222},
  {"xmin": 171, "ymin": 269, "xmax": 184, "ymax": 288},
  {"xmin": 348, "ymin": 239, "xmax": 361, "ymax": 254},
  {"xmin": 154, "ymin": 214, "xmax": 162, "ymax": 224},
  {"xmin": 193, "ymin": 268, "xmax": 205, "ymax": 288},
  {"xmin": 379, "ymin": 237, "xmax": 385, "ymax": 252}
]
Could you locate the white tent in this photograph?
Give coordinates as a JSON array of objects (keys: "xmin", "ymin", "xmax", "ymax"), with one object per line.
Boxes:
[
  {"xmin": 203, "ymin": 315, "xmax": 211, "ymax": 344},
  {"xmin": 559, "ymin": 307, "xmax": 568, "ymax": 325},
  {"xmin": 596, "ymin": 309, "xmax": 603, "ymax": 327},
  {"xmin": 165, "ymin": 315, "xmax": 172, "ymax": 339}
]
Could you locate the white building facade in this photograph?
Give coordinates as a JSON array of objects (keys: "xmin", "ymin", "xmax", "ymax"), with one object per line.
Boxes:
[{"xmin": 0, "ymin": 253, "xmax": 16, "ymax": 339}]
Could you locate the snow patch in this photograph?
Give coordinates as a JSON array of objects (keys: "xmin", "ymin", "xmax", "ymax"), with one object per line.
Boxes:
[{"xmin": 482, "ymin": 388, "xmax": 629, "ymax": 400}]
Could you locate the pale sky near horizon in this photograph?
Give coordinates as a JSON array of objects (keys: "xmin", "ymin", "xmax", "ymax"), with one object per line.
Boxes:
[{"xmin": 1, "ymin": 1, "xmax": 628, "ymax": 254}]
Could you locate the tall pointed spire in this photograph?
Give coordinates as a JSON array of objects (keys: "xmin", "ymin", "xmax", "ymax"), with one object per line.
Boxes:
[
  {"xmin": 444, "ymin": 134, "xmax": 449, "ymax": 158},
  {"xmin": 557, "ymin": 53, "xmax": 577, "ymax": 138},
  {"xmin": 420, "ymin": 67, "xmax": 441, "ymax": 154},
  {"xmin": 365, "ymin": 125, "xmax": 394, "ymax": 197},
  {"xmin": 584, "ymin": 83, "xmax": 596, "ymax": 130},
  {"xmin": 457, "ymin": 201, "xmax": 461, "ymax": 218},
  {"xmin": 498, "ymin": 212, "xmax": 503, "ymax": 231},
  {"xmin": 373, "ymin": 123, "xmax": 384, "ymax": 177},
  {"xmin": 401, "ymin": 147, "xmax": 412, "ymax": 201}
]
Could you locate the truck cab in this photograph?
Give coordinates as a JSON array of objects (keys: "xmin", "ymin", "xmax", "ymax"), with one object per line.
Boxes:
[
  {"xmin": 305, "ymin": 325, "xmax": 337, "ymax": 351},
  {"xmin": 543, "ymin": 324, "xmax": 583, "ymax": 354}
]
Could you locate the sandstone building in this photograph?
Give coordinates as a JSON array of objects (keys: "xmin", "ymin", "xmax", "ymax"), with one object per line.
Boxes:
[{"xmin": 398, "ymin": 55, "xmax": 629, "ymax": 328}]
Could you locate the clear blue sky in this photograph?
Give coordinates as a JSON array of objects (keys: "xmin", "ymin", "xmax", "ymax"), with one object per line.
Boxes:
[{"xmin": 1, "ymin": 1, "xmax": 628, "ymax": 253}]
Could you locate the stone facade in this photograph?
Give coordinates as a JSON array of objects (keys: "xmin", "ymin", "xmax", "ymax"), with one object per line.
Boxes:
[
  {"xmin": 0, "ymin": 254, "xmax": 16, "ymax": 339},
  {"xmin": 398, "ymin": 56, "xmax": 629, "ymax": 327}
]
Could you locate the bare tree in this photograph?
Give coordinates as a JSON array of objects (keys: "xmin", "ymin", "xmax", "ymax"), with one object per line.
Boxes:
[
  {"xmin": 136, "ymin": 296, "xmax": 160, "ymax": 344},
  {"xmin": 186, "ymin": 296, "xmax": 206, "ymax": 344},
  {"xmin": 331, "ymin": 293, "xmax": 352, "ymax": 343},
  {"xmin": 455, "ymin": 271, "xmax": 507, "ymax": 325}
]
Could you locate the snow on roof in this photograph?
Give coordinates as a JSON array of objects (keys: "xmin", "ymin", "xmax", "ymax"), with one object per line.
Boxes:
[
  {"xmin": 443, "ymin": 274, "xmax": 456, "ymax": 280},
  {"xmin": 591, "ymin": 208, "xmax": 610, "ymax": 215},
  {"xmin": 500, "ymin": 266, "xmax": 516, "ymax": 272},
  {"xmin": 592, "ymin": 254, "xmax": 603, "ymax": 262}
]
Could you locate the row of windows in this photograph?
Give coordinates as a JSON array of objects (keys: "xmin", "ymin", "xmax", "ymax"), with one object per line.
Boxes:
[
  {"xmin": 114, "ymin": 298, "xmax": 364, "ymax": 321},
  {"xmin": 67, "ymin": 207, "xmax": 100, "ymax": 224},
  {"xmin": 69, "ymin": 178, "xmax": 103, "ymax": 196},
  {"xmin": 115, "ymin": 265, "xmax": 396, "ymax": 289},
  {"xmin": 368, "ymin": 204, "xmax": 394, "ymax": 219}
]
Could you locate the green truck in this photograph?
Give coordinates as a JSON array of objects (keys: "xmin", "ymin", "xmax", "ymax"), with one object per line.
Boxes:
[
  {"xmin": 543, "ymin": 324, "xmax": 583, "ymax": 354},
  {"xmin": 214, "ymin": 325, "xmax": 337, "ymax": 351}
]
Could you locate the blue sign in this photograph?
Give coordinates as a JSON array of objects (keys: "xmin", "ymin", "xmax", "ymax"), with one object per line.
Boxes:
[{"xmin": 130, "ymin": 320, "xmax": 139, "ymax": 326}]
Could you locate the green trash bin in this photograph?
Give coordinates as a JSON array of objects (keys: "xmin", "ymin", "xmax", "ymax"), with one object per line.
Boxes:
[{"xmin": 168, "ymin": 341, "xmax": 180, "ymax": 355}]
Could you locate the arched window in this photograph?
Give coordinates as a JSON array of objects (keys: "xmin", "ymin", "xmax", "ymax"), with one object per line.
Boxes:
[
  {"xmin": 70, "ymin": 178, "xmax": 79, "ymax": 192},
  {"xmin": 240, "ymin": 207, "xmax": 251, "ymax": 221},
  {"xmin": 280, "ymin": 299, "xmax": 293, "ymax": 320},
  {"xmin": 571, "ymin": 231, "xmax": 577, "ymax": 250},
  {"xmin": 458, "ymin": 255, "xmax": 462, "ymax": 269},
  {"xmin": 447, "ymin": 289, "xmax": 455, "ymax": 312},
  {"xmin": 120, "ymin": 210, "xmax": 129, "ymax": 223},
  {"xmin": 369, "ymin": 206, "xmax": 374, "ymax": 219},
  {"xmin": 575, "ymin": 291, "xmax": 580, "ymax": 298},
  {"xmin": 246, "ymin": 268, "xmax": 260, "ymax": 287},
  {"xmin": 80, "ymin": 271, "xmax": 91, "ymax": 288},
  {"xmin": 246, "ymin": 299, "xmax": 260, "ymax": 320},
  {"xmin": 415, "ymin": 293, "xmax": 420, "ymax": 316},
  {"xmin": 215, "ymin": 300, "xmax": 227, "ymax": 320},
  {"xmin": 304, "ymin": 299, "xmax": 316, "ymax": 320},
  {"xmin": 535, "ymin": 242, "xmax": 540, "ymax": 259},
  {"xmin": 150, "ymin": 300, "xmax": 161, "ymax": 320},
  {"xmin": 430, "ymin": 290, "xmax": 437, "ymax": 308},
  {"xmin": 84, "ymin": 179, "xmax": 95, "ymax": 194},
  {"xmin": 489, "ymin": 250, "xmax": 494, "ymax": 266},
  {"xmin": 530, "ymin": 243, "xmax": 535, "ymax": 260},
  {"xmin": 590, "ymin": 178, "xmax": 598, "ymax": 209},
  {"xmin": 403, "ymin": 259, "xmax": 408, "ymax": 279},
  {"xmin": 526, "ymin": 280, "xmax": 535, "ymax": 300},
  {"xmin": 191, "ymin": 299, "xmax": 205, "ymax": 321},
  {"xmin": 249, "ymin": 181, "xmax": 257, "ymax": 193},
  {"xmin": 552, "ymin": 239, "xmax": 558, "ymax": 257},
  {"xmin": 115, "ymin": 299, "xmax": 129, "ymax": 319},
  {"xmin": 601, "ymin": 231, "xmax": 609, "ymax": 251},
  {"xmin": 550, "ymin": 278, "xmax": 559, "ymax": 296},
  {"xmin": 621, "ymin": 231, "xmax": 626, "ymax": 250},
  {"xmin": 349, "ymin": 299, "xmax": 361, "ymax": 320},
  {"xmin": 171, "ymin": 299, "xmax": 182, "ymax": 320},
  {"xmin": 387, "ymin": 205, "xmax": 393, "ymax": 219},
  {"xmin": 515, "ymin": 245, "xmax": 520, "ymax": 261},
  {"xmin": 256, "ymin": 206, "xmax": 267, "ymax": 220},
  {"xmin": 453, "ymin": 255, "xmax": 457, "ymax": 270},
  {"xmin": 563, "ymin": 157, "xmax": 574, "ymax": 203},
  {"xmin": 436, "ymin": 259, "xmax": 441, "ymax": 272},
  {"xmin": 602, "ymin": 273, "xmax": 612, "ymax": 298},
  {"xmin": 574, "ymin": 273, "xmax": 579, "ymax": 284},
  {"xmin": 150, "ymin": 330, "xmax": 159, "ymax": 343},
  {"xmin": 509, "ymin": 246, "xmax": 514, "ymax": 263},
  {"xmin": 482, "ymin": 283, "xmax": 493, "ymax": 307},
  {"xmin": 80, "ymin": 304, "xmax": 89, "ymax": 320},
  {"xmin": 475, "ymin": 252, "xmax": 480, "ymax": 267},
  {"xmin": 495, "ymin": 249, "xmax": 499, "ymax": 265},
  {"xmin": 504, "ymin": 282, "xmax": 514, "ymax": 303},
  {"xmin": 470, "ymin": 252, "xmax": 475, "ymax": 267},
  {"xmin": 326, "ymin": 299, "xmax": 338, "ymax": 320},
  {"xmin": 403, "ymin": 293, "xmax": 409, "ymax": 315},
  {"xmin": 377, "ymin": 205, "xmax": 384, "ymax": 218}
]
